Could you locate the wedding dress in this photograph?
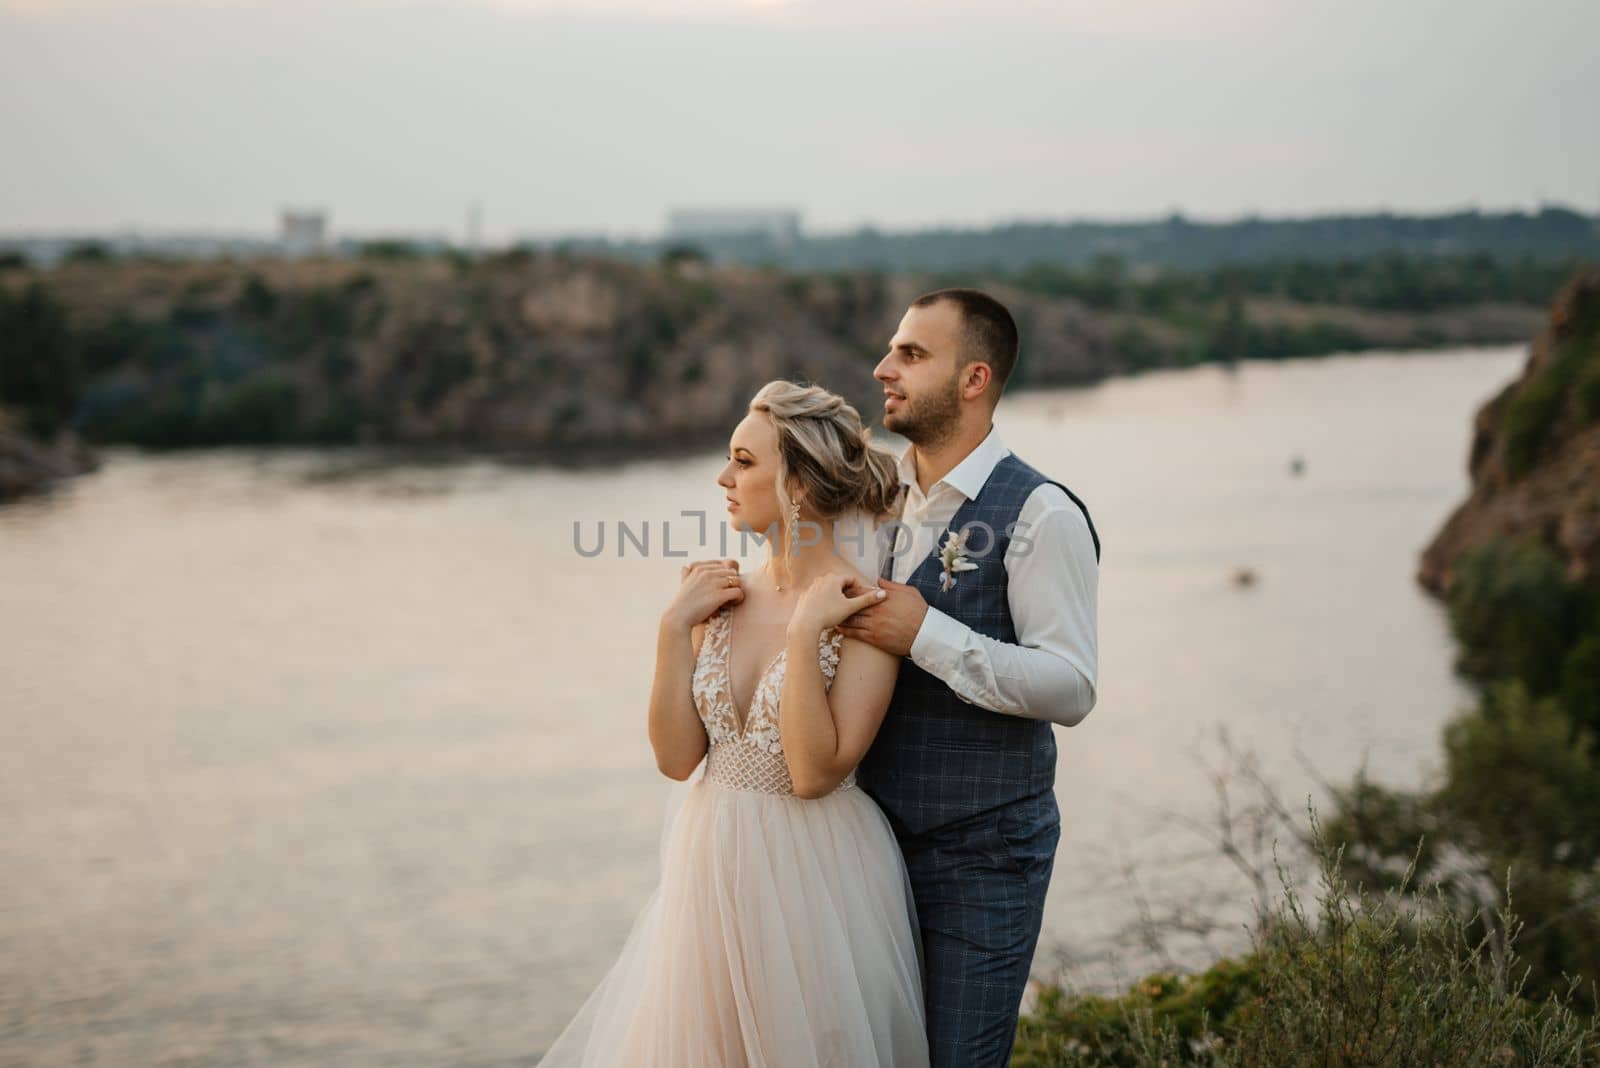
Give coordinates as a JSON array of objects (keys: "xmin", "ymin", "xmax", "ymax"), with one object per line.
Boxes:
[{"xmin": 536, "ymin": 598, "xmax": 928, "ymax": 1067}]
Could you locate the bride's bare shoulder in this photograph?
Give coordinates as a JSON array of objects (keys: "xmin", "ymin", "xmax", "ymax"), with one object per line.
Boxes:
[{"xmin": 826, "ymin": 559, "xmax": 877, "ymax": 588}]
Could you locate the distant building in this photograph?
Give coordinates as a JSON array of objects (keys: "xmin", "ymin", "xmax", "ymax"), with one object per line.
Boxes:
[
  {"xmin": 280, "ymin": 210, "xmax": 327, "ymax": 258},
  {"xmin": 665, "ymin": 208, "xmax": 802, "ymax": 248}
]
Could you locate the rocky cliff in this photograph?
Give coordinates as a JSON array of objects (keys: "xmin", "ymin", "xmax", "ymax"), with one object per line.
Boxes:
[
  {"xmin": 0, "ymin": 408, "xmax": 99, "ymax": 504},
  {"xmin": 0, "ymin": 251, "xmax": 1562, "ymax": 507},
  {"xmin": 2, "ymin": 254, "xmax": 1117, "ymax": 459},
  {"xmin": 1418, "ymin": 267, "xmax": 1600, "ymax": 594}
]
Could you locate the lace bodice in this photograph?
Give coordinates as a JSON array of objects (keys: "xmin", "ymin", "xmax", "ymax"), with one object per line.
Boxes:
[{"xmin": 691, "ymin": 605, "xmax": 850, "ymax": 797}]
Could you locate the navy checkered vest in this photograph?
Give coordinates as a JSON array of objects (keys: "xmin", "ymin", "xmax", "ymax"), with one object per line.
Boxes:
[{"xmin": 857, "ymin": 452, "xmax": 1100, "ymax": 836}]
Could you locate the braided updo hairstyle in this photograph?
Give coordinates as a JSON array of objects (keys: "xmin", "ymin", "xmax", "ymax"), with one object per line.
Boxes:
[{"xmin": 748, "ymin": 380, "xmax": 902, "ymax": 575}]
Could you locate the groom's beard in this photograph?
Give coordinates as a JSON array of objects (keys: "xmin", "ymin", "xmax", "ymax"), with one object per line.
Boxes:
[{"xmin": 889, "ymin": 371, "xmax": 962, "ymax": 451}]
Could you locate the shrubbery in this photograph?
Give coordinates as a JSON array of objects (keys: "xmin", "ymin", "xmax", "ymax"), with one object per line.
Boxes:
[
  {"xmin": 1502, "ymin": 274, "xmax": 1600, "ymax": 478},
  {"xmin": 1445, "ymin": 537, "xmax": 1594, "ymax": 694},
  {"xmin": 952, "ymin": 253, "xmax": 1585, "ymax": 315},
  {"xmin": 1014, "ymin": 812, "xmax": 1599, "ymax": 1066},
  {"xmin": 935, "ymin": 253, "xmax": 1580, "ymax": 371},
  {"xmin": 1317, "ymin": 536, "xmax": 1600, "ymax": 1019},
  {"xmin": 0, "ymin": 282, "xmax": 81, "ymax": 437}
]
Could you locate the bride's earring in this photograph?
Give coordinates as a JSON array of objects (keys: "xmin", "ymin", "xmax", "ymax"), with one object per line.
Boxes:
[{"xmin": 777, "ymin": 500, "xmax": 801, "ymax": 592}]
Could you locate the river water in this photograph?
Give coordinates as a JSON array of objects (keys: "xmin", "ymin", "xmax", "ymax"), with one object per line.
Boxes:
[{"xmin": 0, "ymin": 346, "xmax": 1521, "ymax": 1066}]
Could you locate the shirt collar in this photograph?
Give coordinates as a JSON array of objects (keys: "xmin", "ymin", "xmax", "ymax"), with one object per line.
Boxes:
[{"xmin": 895, "ymin": 425, "xmax": 1011, "ymax": 502}]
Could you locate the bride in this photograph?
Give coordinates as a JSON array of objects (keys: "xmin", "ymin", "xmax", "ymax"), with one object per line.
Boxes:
[{"xmin": 537, "ymin": 380, "xmax": 929, "ymax": 1067}]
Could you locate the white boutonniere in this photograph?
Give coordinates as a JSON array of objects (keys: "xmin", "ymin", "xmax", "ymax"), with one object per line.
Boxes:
[{"xmin": 938, "ymin": 529, "xmax": 980, "ymax": 592}]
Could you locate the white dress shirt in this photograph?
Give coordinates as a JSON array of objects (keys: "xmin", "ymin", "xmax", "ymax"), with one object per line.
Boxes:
[{"xmin": 889, "ymin": 427, "xmax": 1099, "ymax": 728}]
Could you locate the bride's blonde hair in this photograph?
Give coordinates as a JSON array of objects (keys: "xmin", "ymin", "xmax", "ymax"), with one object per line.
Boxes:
[{"xmin": 748, "ymin": 381, "xmax": 901, "ymax": 572}]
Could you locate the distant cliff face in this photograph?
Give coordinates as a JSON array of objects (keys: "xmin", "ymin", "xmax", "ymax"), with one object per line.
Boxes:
[
  {"xmin": 1418, "ymin": 268, "xmax": 1600, "ymax": 595},
  {"xmin": 0, "ymin": 251, "xmax": 1559, "ymax": 505},
  {"xmin": 6, "ymin": 255, "xmax": 1117, "ymax": 457}
]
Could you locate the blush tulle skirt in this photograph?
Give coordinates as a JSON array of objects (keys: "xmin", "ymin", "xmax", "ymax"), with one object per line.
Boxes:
[{"xmin": 536, "ymin": 777, "xmax": 928, "ymax": 1067}]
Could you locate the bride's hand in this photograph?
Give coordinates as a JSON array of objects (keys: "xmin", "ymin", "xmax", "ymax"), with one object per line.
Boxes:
[
  {"xmin": 662, "ymin": 559, "xmax": 744, "ymax": 629},
  {"xmin": 790, "ymin": 573, "xmax": 887, "ymax": 636}
]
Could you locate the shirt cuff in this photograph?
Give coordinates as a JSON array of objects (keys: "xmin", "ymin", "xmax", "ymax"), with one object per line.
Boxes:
[{"xmin": 909, "ymin": 605, "xmax": 969, "ymax": 673}]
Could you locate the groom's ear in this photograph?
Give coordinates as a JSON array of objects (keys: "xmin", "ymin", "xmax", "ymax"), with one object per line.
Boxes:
[{"xmin": 959, "ymin": 359, "xmax": 994, "ymax": 402}]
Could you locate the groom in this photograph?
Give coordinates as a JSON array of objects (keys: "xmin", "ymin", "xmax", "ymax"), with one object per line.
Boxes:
[{"xmin": 838, "ymin": 288, "xmax": 1101, "ymax": 1068}]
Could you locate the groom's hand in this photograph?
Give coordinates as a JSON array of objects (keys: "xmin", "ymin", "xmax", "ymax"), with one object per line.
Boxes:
[{"xmin": 835, "ymin": 578, "xmax": 926, "ymax": 658}]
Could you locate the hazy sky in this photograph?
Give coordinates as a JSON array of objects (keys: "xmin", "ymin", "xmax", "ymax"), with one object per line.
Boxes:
[{"xmin": 1, "ymin": 0, "xmax": 1596, "ymax": 242}]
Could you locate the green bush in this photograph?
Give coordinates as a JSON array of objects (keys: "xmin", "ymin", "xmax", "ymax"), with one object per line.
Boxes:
[
  {"xmin": 1111, "ymin": 324, "xmax": 1169, "ymax": 372},
  {"xmin": 195, "ymin": 372, "xmax": 301, "ymax": 443},
  {"xmin": 1502, "ymin": 362, "xmax": 1575, "ymax": 478},
  {"xmin": 1560, "ymin": 633, "xmax": 1600, "ymax": 739},
  {"xmin": 1435, "ymin": 678, "xmax": 1600, "ymax": 869},
  {"xmin": 1502, "ymin": 285, "xmax": 1598, "ymax": 475},
  {"xmin": 997, "ymin": 253, "xmax": 1582, "ymax": 315},
  {"xmin": 1576, "ymin": 362, "xmax": 1600, "ymax": 421},
  {"xmin": 63, "ymin": 241, "xmax": 113, "ymax": 264},
  {"xmin": 305, "ymin": 392, "xmax": 370, "ymax": 444},
  {"xmin": 1014, "ymin": 810, "xmax": 1600, "ymax": 1066},
  {"xmin": 1326, "ymin": 536, "xmax": 1600, "ymax": 1018},
  {"xmin": 660, "ymin": 243, "xmax": 708, "ymax": 267},
  {"xmin": 275, "ymin": 286, "xmax": 361, "ymax": 354},
  {"xmin": 357, "ymin": 239, "xmax": 423, "ymax": 261},
  {"xmin": 1228, "ymin": 816, "xmax": 1597, "ymax": 1066},
  {"xmin": 389, "ymin": 319, "xmax": 477, "ymax": 411},
  {"xmin": 1446, "ymin": 537, "xmax": 1584, "ymax": 694},
  {"xmin": 1015, "ymin": 957, "xmax": 1263, "ymax": 1066},
  {"xmin": 233, "ymin": 274, "xmax": 278, "ymax": 320},
  {"xmin": 0, "ymin": 282, "xmax": 82, "ymax": 437}
]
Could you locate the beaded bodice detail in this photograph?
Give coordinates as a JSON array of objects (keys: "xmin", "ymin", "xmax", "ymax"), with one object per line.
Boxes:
[{"xmin": 691, "ymin": 606, "xmax": 850, "ymax": 797}]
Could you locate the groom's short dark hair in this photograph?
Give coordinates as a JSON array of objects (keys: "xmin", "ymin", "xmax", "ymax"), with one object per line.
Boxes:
[{"xmin": 911, "ymin": 288, "xmax": 1019, "ymax": 396}]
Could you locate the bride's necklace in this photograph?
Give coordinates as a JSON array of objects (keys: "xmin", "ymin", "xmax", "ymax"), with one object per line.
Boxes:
[{"xmin": 764, "ymin": 565, "xmax": 793, "ymax": 594}]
